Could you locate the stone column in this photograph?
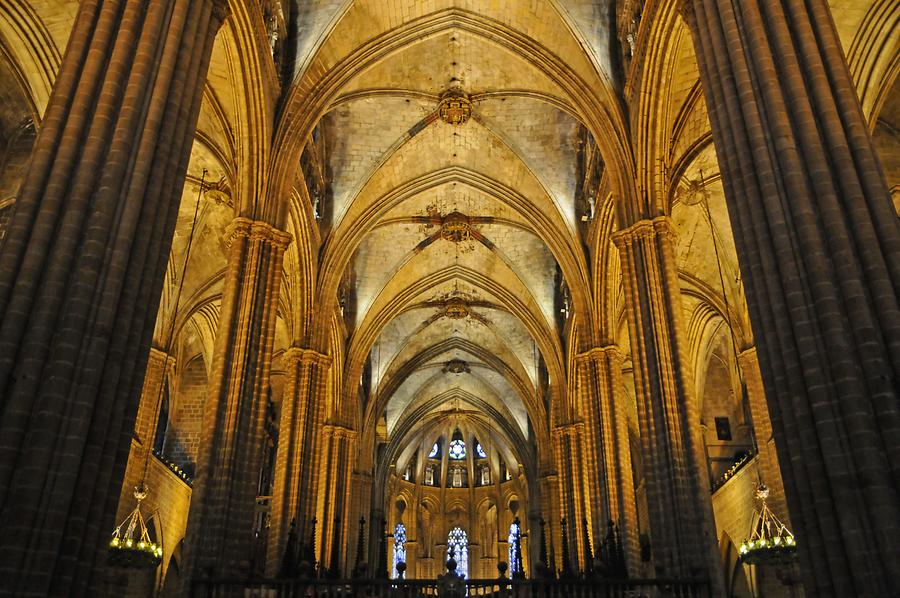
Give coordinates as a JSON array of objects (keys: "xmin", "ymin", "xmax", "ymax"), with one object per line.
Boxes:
[
  {"xmin": 266, "ymin": 347, "xmax": 331, "ymax": 573},
  {"xmin": 183, "ymin": 217, "xmax": 290, "ymax": 578},
  {"xmin": 115, "ymin": 348, "xmax": 174, "ymax": 521},
  {"xmin": 552, "ymin": 424, "xmax": 585, "ymax": 573},
  {"xmin": 612, "ymin": 217, "xmax": 722, "ymax": 592},
  {"xmin": 319, "ymin": 424, "xmax": 356, "ymax": 575},
  {"xmin": 0, "ymin": 0, "xmax": 226, "ymax": 592},
  {"xmin": 575, "ymin": 346, "xmax": 640, "ymax": 569},
  {"xmin": 536, "ymin": 473, "xmax": 560, "ymax": 572},
  {"xmin": 682, "ymin": 1, "xmax": 900, "ymax": 594},
  {"xmin": 738, "ymin": 348, "xmax": 788, "ymax": 521},
  {"xmin": 131, "ymin": 348, "xmax": 174, "ymax": 449}
]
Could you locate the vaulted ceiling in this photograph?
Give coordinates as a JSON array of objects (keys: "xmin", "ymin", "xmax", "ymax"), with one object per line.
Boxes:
[
  {"xmin": 295, "ymin": 1, "xmax": 616, "ymax": 470},
  {"xmin": 2, "ymin": 0, "xmax": 893, "ymax": 483}
]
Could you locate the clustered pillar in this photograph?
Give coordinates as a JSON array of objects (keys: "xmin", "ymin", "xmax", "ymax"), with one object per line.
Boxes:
[
  {"xmin": 681, "ymin": 0, "xmax": 900, "ymax": 594},
  {"xmin": 0, "ymin": 0, "xmax": 226, "ymax": 592},
  {"xmin": 612, "ymin": 217, "xmax": 722, "ymax": 592},
  {"xmin": 319, "ymin": 425, "xmax": 356, "ymax": 575},
  {"xmin": 575, "ymin": 346, "xmax": 639, "ymax": 569},
  {"xmin": 183, "ymin": 217, "xmax": 291, "ymax": 579},
  {"xmin": 551, "ymin": 423, "xmax": 587, "ymax": 573},
  {"xmin": 267, "ymin": 347, "xmax": 332, "ymax": 574}
]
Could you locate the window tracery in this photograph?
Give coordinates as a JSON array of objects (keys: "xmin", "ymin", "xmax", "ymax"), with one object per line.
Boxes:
[
  {"xmin": 508, "ymin": 521, "xmax": 522, "ymax": 575},
  {"xmin": 447, "ymin": 527, "xmax": 469, "ymax": 578},
  {"xmin": 392, "ymin": 523, "xmax": 407, "ymax": 578}
]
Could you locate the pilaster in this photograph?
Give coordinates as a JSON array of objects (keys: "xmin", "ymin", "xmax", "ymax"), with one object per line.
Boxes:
[
  {"xmin": 683, "ymin": 0, "xmax": 900, "ymax": 593},
  {"xmin": 612, "ymin": 217, "xmax": 721, "ymax": 590},
  {"xmin": 0, "ymin": 0, "xmax": 226, "ymax": 591},
  {"xmin": 184, "ymin": 217, "xmax": 290, "ymax": 578}
]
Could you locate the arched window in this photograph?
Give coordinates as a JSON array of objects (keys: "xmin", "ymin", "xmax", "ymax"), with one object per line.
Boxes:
[
  {"xmin": 428, "ymin": 442, "xmax": 440, "ymax": 459},
  {"xmin": 508, "ymin": 520, "xmax": 522, "ymax": 575},
  {"xmin": 475, "ymin": 442, "xmax": 487, "ymax": 459},
  {"xmin": 392, "ymin": 523, "xmax": 407, "ymax": 579},
  {"xmin": 447, "ymin": 527, "xmax": 469, "ymax": 578}
]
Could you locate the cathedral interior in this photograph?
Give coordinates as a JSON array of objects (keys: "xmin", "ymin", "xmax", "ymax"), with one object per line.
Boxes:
[{"xmin": 0, "ymin": 0, "xmax": 898, "ymax": 596}]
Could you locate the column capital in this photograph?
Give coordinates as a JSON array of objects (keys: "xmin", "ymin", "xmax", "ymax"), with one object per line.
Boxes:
[
  {"xmin": 610, "ymin": 215, "xmax": 677, "ymax": 248},
  {"xmin": 283, "ymin": 346, "xmax": 332, "ymax": 368},
  {"xmin": 574, "ymin": 345, "xmax": 622, "ymax": 364},
  {"xmin": 552, "ymin": 422, "xmax": 584, "ymax": 439},
  {"xmin": 323, "ymin": 423, "xmax": 357, "ymax": 440},
  {"xmin": 226, "ymin": 216, "xmax": 292, "ymax": 250}
]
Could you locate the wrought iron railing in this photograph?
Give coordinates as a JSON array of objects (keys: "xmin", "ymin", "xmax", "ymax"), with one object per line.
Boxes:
[{"xmin": 190, "ymin": 576, "xmax": 711, "ymax": 598}]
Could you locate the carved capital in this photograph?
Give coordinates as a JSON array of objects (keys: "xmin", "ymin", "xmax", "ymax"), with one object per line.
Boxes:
[
  {"xmin": 611, "ymin": 215, "xmax": 677, "ymax": 248},
  {"xmin": 226, "ymin": 217, "xmax": 292, "ymax": 250},
  {"xmin": 323, "ymin": 423, "xmax": 358, "ymax": 440},
  {"xmin": 552, "ymin": 422, "xmax": 584, "ymax": 439},
  {"xmin": 284, "ymin": 346, "xmax": 332, "ymax": 368},
  {"xmin": 574, "ymin": 345, "xmax": 622, "ymax": 364}
]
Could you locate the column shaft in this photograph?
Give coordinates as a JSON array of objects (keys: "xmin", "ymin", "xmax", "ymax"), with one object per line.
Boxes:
[
  {"xmin": 737, "ymin": 348, "xmax": 787, "ymax": 522},
  {"xmin": 575, "ymin": 346, "xmax": 640, "ymax": 568},
  {"xmin": 184, "ymin": 217, "xmax": 290, "ymax": 578},
  {"xmin": 0, "ymin": 0, "xmax": 225, "ymax": 592},
  {"xmin": 267, "ymin": 348, "xmax": 331, "ymax": 572},
  {"xmin": 319, "ymin": 425, "xmax": 355, "ymax": 575},
  {"xmin": 682, "ymin": 0, "xmax": 900, "ymax": 593},
  {"xmin": 613, "ymin": 217, "xmax": 721, "ymax": 591},
  {"xmin": 552, "ymin": 425, "xmax": 585, "ymax": 572}
]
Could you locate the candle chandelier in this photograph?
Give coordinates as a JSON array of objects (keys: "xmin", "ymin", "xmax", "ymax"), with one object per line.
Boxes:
[
  {"xmin": 739, "ymin": 483, "xmax": 797, "ymax": 565},
  {"xmin": 108, "ymin": 486, "xmax": 163, "ymax": 568}
]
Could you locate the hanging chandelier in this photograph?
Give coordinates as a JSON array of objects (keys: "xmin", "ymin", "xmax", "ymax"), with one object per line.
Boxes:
[
  {"xmin": 108, "ymin": 485, "xmax": 163, "ymax": 568},
  {"xmin": 739, "ymin": 483, "xmax": 796, "ymax": 565}
]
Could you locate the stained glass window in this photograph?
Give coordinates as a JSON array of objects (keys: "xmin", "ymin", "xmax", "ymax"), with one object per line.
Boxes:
[
  {"xmin": 392, "ymin": 523, "xmax": 407, "ymax": 579},
  {"xmin": 449, "ymin": 438, "xmax": 466, "ymax": 460},
  {"xmin": 508, "ymin": 521, "xmax": 521, "ymax": 575},
  {"xmin": 447, "ymin": 527, "xmax": 469, "ymax": 578},
  {"xmin": 428, "ymin": 442, "xmax": 440, "ymax": 458},
  {"xmin": 475, "ymin": 443, "xmax": 487, "ymax": 459}
]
